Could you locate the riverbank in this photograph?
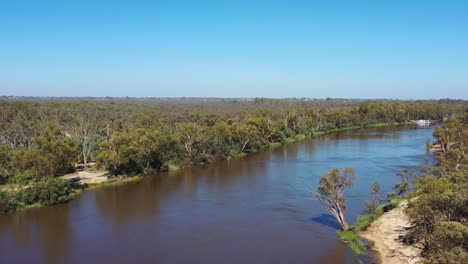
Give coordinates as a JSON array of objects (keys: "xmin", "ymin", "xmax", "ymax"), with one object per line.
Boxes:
[
  {"xmin": 0, "ymin": 122, "xmax": 409, "ymax": 213},
  {"xmin": 0, "ymin": 124, "xmax": 438, "ymax": 264},
  {"xmin": 359, "ymin": 200, "xmax": 422, "ymax": 264},
  {"xmin": 65, "ymin": 122, "xmax": 401, "ymax": 187},
  {"xmin": 312, "ymin": 122, "xmax": 399, "ymax": 137},
  {"xmin": 62, "ymin": 170, "xmax": 109, "ymax": 184}
]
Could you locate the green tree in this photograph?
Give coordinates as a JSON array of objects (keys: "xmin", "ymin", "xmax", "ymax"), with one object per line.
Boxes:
[
  {"xmin": 11, "ymin": 124, "xmax": 77, "ymax": 181},
  {"xmin": 315, "ymin": 168, "xmax": 356, "ymax": 231},
  {"xmin": 178, "ymin": 122, "xmax": 202, "ymax": 159},
  {"xmin": 393, "ymin": 169, "xmax": 414, "ymax": 196},
  {"xmin": 365, "ymin": 181, "xmax": 383, "ymax": 213},
  {"xmin": 97, "ymin": 130, "xmax": 141, "ymax": 175},
  {"xmin": 0, "ymin": 145, "xmax": 12, "ymax": 184},
  {"xmin": 232, "ymin": 122, "xmax": 260, "ymax": 152}
]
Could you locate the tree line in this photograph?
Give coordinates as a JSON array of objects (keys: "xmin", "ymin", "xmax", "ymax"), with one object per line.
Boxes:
[
  {"xmin": 0, "ymin": 99, "xmax": 466, "ymax": 211},
  {"xmin": 404, "ymin": 115, "xmax": 467, "ymax": 263}
]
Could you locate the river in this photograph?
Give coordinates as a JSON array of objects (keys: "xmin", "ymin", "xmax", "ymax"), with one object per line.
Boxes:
[{"xmin": 0, "ymin": 126, "xmax": 434, "ymax": 264}]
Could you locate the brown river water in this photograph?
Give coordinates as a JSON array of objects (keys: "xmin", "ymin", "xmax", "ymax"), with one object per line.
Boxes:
[{"xmin": 0, "ymin": 126, "xmax": 434, "ymax": 264}]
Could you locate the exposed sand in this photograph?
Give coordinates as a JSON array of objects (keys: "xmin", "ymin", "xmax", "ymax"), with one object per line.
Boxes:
[
  {"xmin": 62, "ymin": 170, "xmax": 108, "ymax": 184},
  {"xmin": 360, "ymin": 200, "xmax": 422, "ymax": 264},
  {"xmin": 429, "ymin": 143, "xmax": 443, "ymax": 153}
]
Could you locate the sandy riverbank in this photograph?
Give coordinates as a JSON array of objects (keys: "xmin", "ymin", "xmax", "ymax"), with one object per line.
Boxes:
[
  {"xmin": 429, "ymin": 143, "xmax": 442, "ymax": 153},
  {"xmin": 359, "ymin": 200, "xmax": 422, "ymax": 264},
  {"xmin": 61, "ymin": 170, "xmax": 109, "ymax": 184}
]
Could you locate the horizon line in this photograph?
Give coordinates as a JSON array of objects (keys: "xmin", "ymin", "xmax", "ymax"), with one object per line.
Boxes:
[{"xmin": 1, "ymin": 95, "xmax": 466, "ymax": 101}]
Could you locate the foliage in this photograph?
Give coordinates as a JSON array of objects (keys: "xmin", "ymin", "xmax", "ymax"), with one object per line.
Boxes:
[
  {"xmin": 0, "ymin": 177, "xmax": 76, "ymax": 212},
  {"xmin": 315, "ymin": 168, "xmax": 356, "ymax": 231},
  {"xmin": 1, "ymin": 99, "xmax": 465, "ymax": 179},
  {"xmin": 365, "ymin": 181, "xmax": 383, "ymax": 213},
  {"xmin": 11, "ymin": 124, "xmax": 77, "ymax": 182},
  {"xmin": 393, "ymin": 169, "xmax": 415, "ymax": 197},
  {"xmin": 337, "ymin": 230, "xmax": 367, "ymax": 255},
  {"xmin": 0, "ymin": 145, "xmax": 12, "ymax": 184},
  {"xmin": 356, "ymin": 198, "xmax": 401, "ymax": 232},
  {"xmin": 404, "ymin": 116, "xmax": 468, "ymax": 263},
  {"xmin": 0, "ymin": 99, "xmax": 466, "ymax": 213}
]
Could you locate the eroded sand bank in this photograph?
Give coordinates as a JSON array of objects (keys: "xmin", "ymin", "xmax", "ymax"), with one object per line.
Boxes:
[{"xmin": 360, "ymin": 200, "xmax": 422, "ymax": 264}]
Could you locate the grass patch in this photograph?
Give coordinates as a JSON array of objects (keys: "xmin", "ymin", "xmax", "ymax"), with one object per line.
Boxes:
[
  {"xmin": 337, "ymin": 230, "xmax": 367, "ymax": 255},
  {"xmin": 313, "ymin": 126, "xmax": 363, "ymax": 137},
  {"xmin": 166, "ymin": 163, "xmax": 181, "ymax": 171},
  {"xmin": 17, "ymin": 203, "xmax": 44, "ymax": 211},
  {"xmin": 268, "ymin": 142, "xmax": 282, "ymax": 148},
  {"xmin": 283, "ymin": 134, "xmax": 310, "ymax": 144},
  {"xmin": 229, "ymin": 152, "xmax": 247, "ymax": 159},
  {"xmin": 356, "ymin": 198, "xmax": 402, "ymax": 231},
  {"xmin": 294, "ymin": 134, "xmax": 308, "ymax": 141},
  {"xmin": 370, "ymin": 122, "xmax": 398, "ymax": 127},
  {"xmin": 425, "ymin": 143, "xmax": 434, "ymax": 151},
  {"xmin": 337, "ymin": 198, "xmax": 403, "ymax": 255},
  {"xmin": 313, "ymin": 123, "xmax": 398, "ymax": 137}
]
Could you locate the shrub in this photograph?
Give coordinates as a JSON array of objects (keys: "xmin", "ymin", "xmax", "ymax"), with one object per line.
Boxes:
[
  {"xmin": 0, "ymin": 178, "xmax": 76, "ymax": 212},
  {"xmin": 28, "ymin": 177, "xmax": 74, "ymax": 205}
]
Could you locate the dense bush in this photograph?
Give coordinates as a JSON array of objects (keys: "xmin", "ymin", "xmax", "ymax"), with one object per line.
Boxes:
[
  {"xmin": 0, "ymin": 145, "xmax": 12, "ymax": 184},
  {"xmin": 404, "ymin": 117, "xmax": 467, "ymax": 263},
  {"xmin": 0, "ymin": 100, "xmax": 465, "ymax": 176},
  {"xmin": 11, "ymin": 124, "xmax": 77, "ymax": 182},
  {"xmin": 0, "ymin": 178, "xmax": 75, "ymax": 212}
]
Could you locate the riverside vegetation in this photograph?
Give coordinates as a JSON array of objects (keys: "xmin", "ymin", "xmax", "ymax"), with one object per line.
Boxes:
[
  {"xmin": 404, "ymin": 115, "xmax": 467, "ymax": 263},
  {"xmin": 0, "ymin": 98, "xmax": 466, "ymax": 216},
  {"xmin": 317, "ymin": 114, "xmax": 467, "ymax": 263}
]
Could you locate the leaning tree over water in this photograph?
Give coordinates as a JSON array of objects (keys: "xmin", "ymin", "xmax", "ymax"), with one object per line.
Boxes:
[{"xmin": 315, "ymin": 168, "xmax": 356, "ymax": 231}]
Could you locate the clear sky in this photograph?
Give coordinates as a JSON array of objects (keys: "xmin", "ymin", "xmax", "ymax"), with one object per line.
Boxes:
[{"xmin": 1, "ymin": 0, "xmax": 467, "ymax": 99}]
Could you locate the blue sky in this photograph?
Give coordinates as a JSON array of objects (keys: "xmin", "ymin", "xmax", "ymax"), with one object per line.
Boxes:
[{"xmin": 1, "ymin": 0, "xmax": 467, "ymax": 99}]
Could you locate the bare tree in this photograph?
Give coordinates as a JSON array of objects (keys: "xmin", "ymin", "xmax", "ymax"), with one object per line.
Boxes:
[
  {"xmin": 67, "ymin": 110, "xmax": 99, "ymax": 168},
  {"xmin": 79, "ymin": 116, "xmax": 94, "ymax": 168}
]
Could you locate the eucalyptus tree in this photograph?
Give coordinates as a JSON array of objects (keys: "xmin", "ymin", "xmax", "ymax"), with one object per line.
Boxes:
[
  {"xmin": 365, "ymin": 181, "xmax": 383, "ymax": 213},
  {"xmin": 315, "ymin": 168, "xmax": 356, "ymax": 231}
]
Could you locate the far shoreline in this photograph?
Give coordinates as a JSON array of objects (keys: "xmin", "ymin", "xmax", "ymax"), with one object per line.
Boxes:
[{"xmin": 1, "ymin": 122, "xmax": 425, "ymax": 214}]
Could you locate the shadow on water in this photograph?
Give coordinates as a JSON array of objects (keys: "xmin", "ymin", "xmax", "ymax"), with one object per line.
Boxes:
[{"xmin": 309, "ymin": 213, "xmax": 342, "ymax": 230}]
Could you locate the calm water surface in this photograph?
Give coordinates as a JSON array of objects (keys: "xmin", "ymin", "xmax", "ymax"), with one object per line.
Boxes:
[{"xmin": 0, "ymin": 127, "xmax": 434, "ymax": 264}]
